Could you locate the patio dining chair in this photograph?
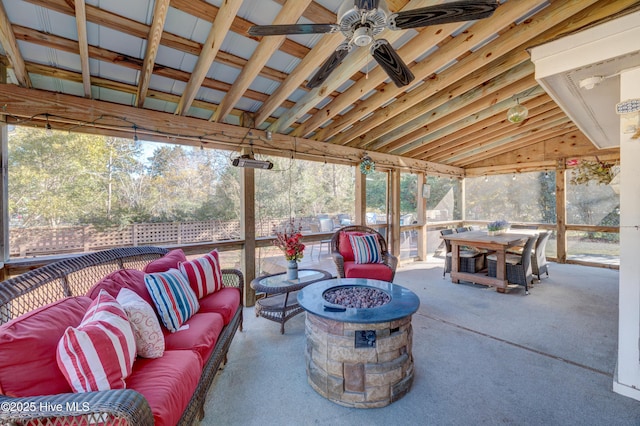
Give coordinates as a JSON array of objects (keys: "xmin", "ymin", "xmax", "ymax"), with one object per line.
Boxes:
[
  {"xmin": 487, "ymin": 235, "xmax": 537, "ymax": 295},
  {"xmin": 532, "ymin": 231, "xmax": 551, "ymax": 280},
  {"xmin": 440, "ymin": 229, "xmax": 485, "ymax": 278}
]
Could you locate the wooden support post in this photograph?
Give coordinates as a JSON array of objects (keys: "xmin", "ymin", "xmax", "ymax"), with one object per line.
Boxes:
[
  {"xmin": 390, "ymin": 169, "xmax": 401, "ymax": 257},
  {"xmin": 241, "ymin": 157, "xmax": 256, "ymax": 307},
  {"xmin": 417, "ymin": 173, "xmax": 427, "ymax": 261},
  {"xmin": 355, "ymin": 168, "xmax": 366, "ymax": 226},
  {"xmin": 556, "ymin": 159, "xmax": 567, "ymax": 263},
  {"xmin": 0, "ymin": 63, "xmax": 7, "ymax": 278}
]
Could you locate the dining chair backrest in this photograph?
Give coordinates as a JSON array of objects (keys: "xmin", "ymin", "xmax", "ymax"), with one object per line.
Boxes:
[
  {"xmin": 534, "ymin": 231, "xmax": 551, "ymax": 264},
  {"xmin": 440, "ymin": 229, "xmax": 455, "ymax": 253},
  {"xmin": 319, "ymin": 218, "xmax": 333, "ymax": 232},
  {"xmin": 309, "ymin": 223, "xmax": 320, "ymax": 233},
  {"xmin": 520, "ymin": 235, "xmax": 538, "ymax": 275},
  {"xmin": 456, "ymin": 227, "xmax": 469, "ymax": 233}
]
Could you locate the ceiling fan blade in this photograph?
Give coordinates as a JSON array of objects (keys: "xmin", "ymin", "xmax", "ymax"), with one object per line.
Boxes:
[
  {"xmin": 307, "ymin": 42, "xmax": 352, "ymax": 89},
  {"xmin": 354, "ymin": 0, "xmax": 380, "ymax": 11},
  {"xmin": 371, "ymin": 39, "xmax": 415, "ymax": 88},
  {"xmin": 388, "ymin": 0, "xmax": 498, "ymax": 30},
  {"xmin": 248, "ymin": 24, "xmax": 339, "ymax": 36}
]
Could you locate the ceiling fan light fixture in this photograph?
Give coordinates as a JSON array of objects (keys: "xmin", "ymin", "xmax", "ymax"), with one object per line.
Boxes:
[{"xmin": 352, "ymin": 26, "xmax": 373, "ymax": 47}]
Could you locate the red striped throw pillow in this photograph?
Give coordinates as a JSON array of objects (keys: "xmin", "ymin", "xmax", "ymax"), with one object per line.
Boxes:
[
  {"xmin": 57, "ymin": 290, "xmax": 136, "ymax": 392},
  {"xmin": 179, "ymin": 250, "xmax": 223, "ymax": 298},
  {"xmin": 348, "ymin": 233, "xmax": 384, "ymax": 264},
  {"xmin": 144, "ymin": 269, "xmax": 200, "ymax": 332}
]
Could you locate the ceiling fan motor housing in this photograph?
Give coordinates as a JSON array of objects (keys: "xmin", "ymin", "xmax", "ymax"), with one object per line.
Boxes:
[{"xmin": 338, "ymin": 0, "xmax": 388, "ymax": 44}]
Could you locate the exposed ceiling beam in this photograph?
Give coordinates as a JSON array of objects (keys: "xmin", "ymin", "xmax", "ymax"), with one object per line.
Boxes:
[
  {"xmin": 317, "ymin": 0, "xmax": 547, "ymax": 144},
  {"xmin": 0, "ymin": 0, "xmax": 30, "ymax": 87},
  {"xmin": 212, "ymin": 0, "xmax": 313, "ymax": 123},
  {"xmin": 136, "ymin": 0, "xmax": 170, "ymax": 108},
  {"xmin": 175, "ymin": 0, "xmax": 244, "ymax": 116},
  {"xmin": 0, "ymin": 84, "xmax": 462, "ymax": 177},
  {"xmin": 73, "ymin": 0, "xmax": 91, "ymax": 98}
]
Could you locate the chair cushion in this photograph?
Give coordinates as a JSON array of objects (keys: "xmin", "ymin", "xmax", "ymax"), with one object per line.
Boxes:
[
  {"xmin": 144, "ymin": 269, "xmax": 200, "ymax": 333},
  {"xmin": 162, "ymin": 312, "xmax": 224, "ymax": 364},
  {"xmin": 487, "ymin": 253, "xmax": 522, "ymax": 265},
  {"xmin": 0, "ymin": 296, "xmax": 92, "ymax": 397},
  {"xmin": 197, "ymin": 287, "xmax": 241, "ymax": 325},
  {"xmin": 116, "ymin": 288, "xmax": 165, "ymax": 359},
  {"xmin": 179, "ymin": 250, "xmax": 223, "ymax": 298},
  {"xmin": 338, "ymin": 231, "xmax": 365, "ymax": 262},
  {"xmin": 344, "ymin": 261, "xmax": 393, "ymax": 281},
  {"xmin": 143, "ymin": 249, "xmax": 187, "ymax": 274},
  {"xmin": 349, "ymin": 234, "xmax": 383, "ymax": 264},
  {"xmin": 57, "ymin": 290, "xmax": 136, "ymax": 392},
  {"xmin": 87, "ymin": 269, "xmax": 154, "ymax": 306},
  {"xmin": 126, "ymin": 350, "xmax": 201, "ymax": 426}
]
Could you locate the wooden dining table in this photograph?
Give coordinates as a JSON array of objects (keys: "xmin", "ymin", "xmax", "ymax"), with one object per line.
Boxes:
[{"xmin": 441, "ymin": 230, "xmax": 536, "ymax": 292}]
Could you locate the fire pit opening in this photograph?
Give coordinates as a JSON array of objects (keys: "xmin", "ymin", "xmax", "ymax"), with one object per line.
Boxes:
[
  {"xmin": 323, "ymin": 285, "xmax": 390, "ymax": 308},
  {"xmin": 298, "ymin": 278, "xmax": 420, "ymax": 408}
]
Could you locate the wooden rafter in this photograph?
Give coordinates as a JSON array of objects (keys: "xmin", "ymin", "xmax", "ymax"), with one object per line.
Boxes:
[
  {"xmin": 73, "ymin": 0, "xmax": 91, "ymax": 98},
  {"xmin": 175, "ymin": 0, "xmax": 244, "ymax": 116},
  {"xmin": 0, "ymin": 0, "xmax": 30, "ymax": 87},
  {"xmin": 137, "ymin": 0, "xmax": 170, "ymax": 108},
  {"xmin": 212, "ymin": 0, "xmax": 313, "ymax": 123}
]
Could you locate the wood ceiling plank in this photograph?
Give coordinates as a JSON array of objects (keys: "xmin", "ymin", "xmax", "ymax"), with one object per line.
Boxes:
[
  {"xmin": 0, "ymin": 1, "xmax": 30, "ymax": 87},
  {"xmin": 290, "ymin": 20, "xmax": 465, "ymax": 138},
  {"xmin": 422, "ymin": 99, "xmax": 558, "ymax": 161},
  {"xmin": 267, "ymin": 0, "xmax": 440, "ymax": 134},
  {"xmin": 73, "ymin": 0, "xmax": 91, "ymax": 98},
  {"xmin": 427, "ymin": 108, "xmax": 568, "ymax": 163},
  {"xmin": 212, "ymin": 0, "xmax": 313, "ymax": 123},
  {"xmin": 270, "ymin": 0, "xmax": 336, "ymax": 23},
  {"xmin": 175, "ymin": 0, "xmax": 244, "ymax": 116},
  {"xmin": 319, "ymin": 0, "xmax": 548, "ymax": 144},
  {"xmin": 137, "ymin": 0, "xmax": 170, "ymax": 108},
  {"xmin": 366, "ymin": 62, "xmax": 537, "ymax": 152}
]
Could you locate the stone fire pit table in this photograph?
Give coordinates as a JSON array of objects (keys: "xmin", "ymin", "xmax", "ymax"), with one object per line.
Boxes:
[{"xmin": 297, "ymin": 278, "xmax": 420, "ymax": 408}]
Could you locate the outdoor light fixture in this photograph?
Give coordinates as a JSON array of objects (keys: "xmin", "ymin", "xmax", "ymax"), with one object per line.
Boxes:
[
  {"xmin": 266, "ymin": 130, "xmax": 272, "ymax": 141},
  {"xmin": 232, "ymin": 155, "xmax": 274, "ymax": 169},
  {"xmin": 507, "ymin": 99, "xmax": 528, "ymax": 123}
]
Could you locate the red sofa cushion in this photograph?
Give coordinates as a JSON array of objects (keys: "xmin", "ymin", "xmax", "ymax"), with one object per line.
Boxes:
[
  {"xmin": 143, "ymin": 249, "xmax": 187, "ymax": 274},
  {"xmin": 197, "ymin": 287, "xmax": 241, "ymax": 325},
  {"xmin": 126, "ymin": 350, "xmax": 201, "ymax": 426},
  {"xmin": 338, "ymin": 231, "xmax": 365, "ymax": 262},
  {"xmin": 162, "ymin": 312, "xmax": 224, "ymax": 365},
  {"xmin": 87, "ymin": 269, "xmax": 153, "ymax": 306},
  {"xmin": 0, "ymin": 296, "xmax": 92, "ymax": 397},
  {"xmin": 343, "ymin": 261, "xmax": 393, "ymax": 282}
]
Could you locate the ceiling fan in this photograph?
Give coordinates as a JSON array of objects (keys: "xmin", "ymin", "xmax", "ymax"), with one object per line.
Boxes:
[{"xmin": 248, "ymin": 0, "xmax": 498, "ymax": 89}]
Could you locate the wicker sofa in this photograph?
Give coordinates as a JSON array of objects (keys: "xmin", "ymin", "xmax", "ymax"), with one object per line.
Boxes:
[{"xmin": 0, "ymin": 246, "xmax": 243, "ymax": 426}]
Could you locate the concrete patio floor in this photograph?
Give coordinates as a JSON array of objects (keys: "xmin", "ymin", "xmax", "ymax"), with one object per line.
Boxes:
[{"xmin": 201, "ymin": 256, "xmax": 640, "ymax": 425}]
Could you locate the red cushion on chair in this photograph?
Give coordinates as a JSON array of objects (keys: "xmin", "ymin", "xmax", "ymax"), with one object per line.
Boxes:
[
  {"xmin": 126, "ymin": 350, "xmax": 201, "ymax": 426},
  {"xmin": 87, "ymin": 269, "xmax": 153, "ymax": 306},
  {"xmin": 162, "ymin": 312, "xmax": 224, "ymax": 364},
  {"xmin": 197, "ymin": 287, "xmax": 241, "ymax": 325},
  {"xmin": 0, "ymin": 296, "xmax": 92, "ymax": 397},
  {"xmin": 143, "ymin": 249, "xmax": 187, "ymax": 274},
  {"xmin": 338, "ymin": 231, "xmax": 365, "ymax": 262},
  {"xmin": 343, "ymin": 261, "xmax": 393, "ymax": 281}
]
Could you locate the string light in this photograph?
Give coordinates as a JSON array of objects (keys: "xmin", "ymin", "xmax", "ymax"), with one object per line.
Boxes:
[
  {"xmin": 484, "ymin": 175, "xmax": 488, "ymax": 182},
  {"xmin": 133, "ymin": 125, "xmax": 138, "ymax": 142},
  {"xmin": 45, "ymin": 113, "xmax": 52, "ymax": 136}
]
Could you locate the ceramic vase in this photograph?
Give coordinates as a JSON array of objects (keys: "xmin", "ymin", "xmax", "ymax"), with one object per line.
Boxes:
[{"xmin": 287, "ymin": 259, "xmax": 298, "ymax": 280}]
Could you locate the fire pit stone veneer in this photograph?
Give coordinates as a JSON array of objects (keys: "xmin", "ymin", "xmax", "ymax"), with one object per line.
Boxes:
[{"xmin": 297, "ymin": 278, "xmax": 420, "ymax": 408}]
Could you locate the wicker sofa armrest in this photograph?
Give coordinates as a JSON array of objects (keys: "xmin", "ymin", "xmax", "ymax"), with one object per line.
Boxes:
[
  {"xmin": 0, "ymin": 389, "xmax": 154, "ymax": 426},
  {"xmin": 382, "ymin": 252, "xmax": 398, "ymax": 281},
  {"xmin": 221, "ymin": 268, "xmax": 244, "ymax": 303}
]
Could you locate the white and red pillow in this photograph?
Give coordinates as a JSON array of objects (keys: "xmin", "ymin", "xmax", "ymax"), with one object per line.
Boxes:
[
  {"xmin": 179, "ymin": 250, "xmax": 223, "ymax": 298},
  {"xmin": 116, "ymin": 288, "xmax": 164, "ymax": 359},
  {"xmin": 57, "ymin": 290, "xmax": 136, "ymax": 392},
  {"xmin": 144, "ymin": 269, "xmax": 200, "ymax": 332},
  {"xmin": 349, "ymin": 234, "xmax": 383, "ymax": 264}
]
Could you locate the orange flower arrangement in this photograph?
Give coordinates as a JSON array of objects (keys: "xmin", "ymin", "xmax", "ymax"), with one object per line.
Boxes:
[{"xmin": 273, "ymin": 219, "xmax": 305, "ymax": 262}]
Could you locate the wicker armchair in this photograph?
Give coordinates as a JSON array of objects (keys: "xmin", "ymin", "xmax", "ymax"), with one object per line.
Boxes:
[
  {"xmin": 487, "ymin": 235, "xmax": 537, "ymax": 295},
  {"xmin": 532, "ymin": 231, "xmax": 551, "ymax": 280},
  {"xmin": 330, "ymin": 225, "xmax": 398, "ymax": 281}
]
